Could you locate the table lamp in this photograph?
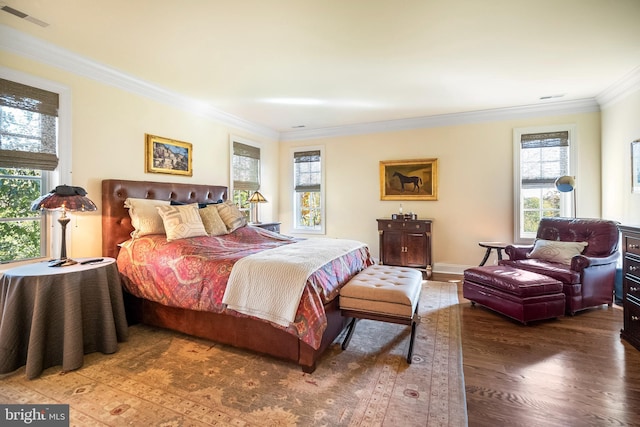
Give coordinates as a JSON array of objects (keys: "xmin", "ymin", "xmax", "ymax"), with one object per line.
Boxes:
[
  {"xmin": 248, "ymin": 190, "xmax": 267, "ymax": 224},
  {"xmin": 555, "ymin": 175, "xmax": 576, "ymax": 218},
  {"xmin": 31, "ymin": 185, "xmax": 97, "ymax": 266}
]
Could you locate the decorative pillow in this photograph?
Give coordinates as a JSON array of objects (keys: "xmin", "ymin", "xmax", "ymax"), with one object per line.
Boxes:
[
  {"xmin": 198, "ymin": 205, "xmax": 228, "ymax": 236},
  {"xmin": 216, "ymin": 200, "xmax": 247, "ymax": 232},
  {"xmin": 527, "ymin": 239, "xmax": 588, "ymax": 265},
  {"xmin": 124, "ymin": 198, "xmax": 170, "ymax": 238},
  {"xmin": 156, "ymin": 204, "xmax": 207, "ymax": 241}
]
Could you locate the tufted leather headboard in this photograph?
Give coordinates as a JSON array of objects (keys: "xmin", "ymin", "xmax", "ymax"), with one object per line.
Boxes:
[{"xmin": 101, "ymin": 179, "xmax": 228, "ymax": 259}]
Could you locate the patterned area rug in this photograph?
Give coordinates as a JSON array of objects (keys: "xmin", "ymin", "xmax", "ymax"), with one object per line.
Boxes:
[{"xmin": 0, "ymin": 281, "xmax": 467, "ymax": 426}]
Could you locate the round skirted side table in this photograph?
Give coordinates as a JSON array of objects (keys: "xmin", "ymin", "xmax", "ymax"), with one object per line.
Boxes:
[{"xmin": 0, "ymin": 257, "xmax": 128, "ymax": 379}]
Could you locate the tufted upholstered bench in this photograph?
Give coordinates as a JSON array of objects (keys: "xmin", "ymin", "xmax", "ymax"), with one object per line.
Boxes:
[
  {"xmin": 463, "ymin": 265, "xmax": 565, "ymax": 324},
  {"xmin": 339, "ymin": 264, "xmax": 422, "ymax": 363}
]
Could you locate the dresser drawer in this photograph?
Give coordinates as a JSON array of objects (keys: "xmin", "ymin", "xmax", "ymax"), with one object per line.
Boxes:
[
  {"xmin": 624, "ymin": 298, "xmax": 640, "ymax": 337},
  {"xmin": 378, "ymin": 220, "xmax": 430, "ymax": 233},
  {"xmin": 627, "ymin": 256, "xmax": 640, "ymax": 280},
  {"xmin": 626, "ymin": 275, "xmax": 640, "ymax": 300},
  {"xmin": 625, "ymin": 235, "xmax": 640, "ymax": 258}
]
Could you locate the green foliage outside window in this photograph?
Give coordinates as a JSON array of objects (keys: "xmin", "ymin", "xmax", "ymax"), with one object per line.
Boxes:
[
  {"xmin": 297, "ymin": 191, "xmax": 321, "ymax": 228},
  {"xmin": 0, "ymin": 168, "xmax": 43, "ymax": 262},
  {"xmin": 232, "ymin": 189, "xmax": 251, "ymax": 220},
  {"xmin": 523, "ymin": 189, "xmax": 560, "ymax": 233}
]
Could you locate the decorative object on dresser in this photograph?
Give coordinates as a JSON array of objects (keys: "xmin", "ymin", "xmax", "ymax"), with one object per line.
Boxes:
[
  {"xmin": 632, "ymin": 139, "xmax": 640, "ymax": 193},
  {"xmin": 252, "ymin": 221, "xmax": 281, "ymax": 233},
  {"xmin": 379, "ymin": 158, "xmax": 438, "ymax": 201},
  {"xmin": 377, "ymin": 217, "xmax": 432, "ymax": 278},
  {"xmin": 30, "ymin": 184, "xmax": 97, "ymax": 267},
  {"xmin": 248, "ymin": 190, "xmax": 267, "ymax": 224},
  {"xmin": 620, "ymin": 225, "xmax": 640, "ymax": 350}
]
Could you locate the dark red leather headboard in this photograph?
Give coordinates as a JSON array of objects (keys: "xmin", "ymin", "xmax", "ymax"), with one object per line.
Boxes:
[{"xmin": 101, "ymin": 179, "xmax": 228, "ymax": 259}]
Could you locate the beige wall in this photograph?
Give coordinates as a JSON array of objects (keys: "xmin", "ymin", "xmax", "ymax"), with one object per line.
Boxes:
[
  {"xmin": 279, "ymin": 111, "xmax": 602, "ymax": 273},
  {"xmin": 1, "ymin": 53, "xmax": 279, "ymax": 259},
  {"xmin": 2, "ymin": 50, "xmax": 616, "ymax": 274},
  {"xmin": 601, "ymin": 89, "xmax": 640, "ymax": 225}
]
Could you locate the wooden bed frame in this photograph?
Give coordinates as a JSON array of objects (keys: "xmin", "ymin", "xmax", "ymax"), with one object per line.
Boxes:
[{"xmin": 101, "ymin": 179, "xmax": 349, "ymax": 373}]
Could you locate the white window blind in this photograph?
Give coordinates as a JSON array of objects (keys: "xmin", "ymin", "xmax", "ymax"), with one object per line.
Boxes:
[
  {"xmin": 232, "ymin": 141, "xmax": 260, "ymax": 191},
  {"xmin": 520, "ymin": 131, "xmax": 569, "ymax": 188},
  {"xmin": 294, "ymin": 150, "xmax": 321, "ymax": 192},
  {"xmin": 0, "ymin": 78, "xmax": 59, "ymax": 171}
]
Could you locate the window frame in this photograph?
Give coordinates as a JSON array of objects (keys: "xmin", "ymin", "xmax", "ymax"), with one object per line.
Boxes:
[
  {"xmin": 229, "ymin": 135, "xmax": 261, "ymax": 219},
  {"xmin": 291, "ymin": 145, "xmax": 325, "ymax": 235},
  {"xmin": 513, "ymin": 124, "xmax": 576, "ymax": 244},
  {"xmin": 0, "ymin": 67, "xmax": 71, "ymax": 265}
]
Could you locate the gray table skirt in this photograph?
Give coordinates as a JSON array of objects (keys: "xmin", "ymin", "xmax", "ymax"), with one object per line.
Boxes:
[{"xmin": 0, "ymin": 259, "xmax": 128, "ymax": 379}]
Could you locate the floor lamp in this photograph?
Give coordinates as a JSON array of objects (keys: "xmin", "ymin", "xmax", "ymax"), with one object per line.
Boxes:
[{"xmin": 555, "ymin": 176, "xmax": 576, "ymax": 218}]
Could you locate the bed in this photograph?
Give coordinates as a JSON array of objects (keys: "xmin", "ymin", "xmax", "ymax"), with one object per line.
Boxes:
[{"xmin": 101, "ymin": 179, "xmax": 373, "ymax": 373}]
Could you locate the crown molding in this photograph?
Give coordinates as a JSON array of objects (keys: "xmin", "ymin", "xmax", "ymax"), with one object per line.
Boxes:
[
  {"xmin": 279, "ymin": 98, "xmax": 601, "ymax": 141},
  {"xmin": 596, "ymin": 65, "xmax": 640, "ymax": 108},
  {"xmin": 0, "ymin": 24, "xmax": 279, "ymax": 140}
]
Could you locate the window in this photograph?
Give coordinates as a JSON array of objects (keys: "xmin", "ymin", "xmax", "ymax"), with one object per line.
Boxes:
[
  {"xmin": 513, "ymin": 125, "xmax": 575, "ymax": 243},
  {"xmin": 230, "ymin": 138, "xmax": 260, "ymax": 220},
  {"xmin": 0, "ymin": 75, "xmax": 68, "ymax": 264},
  {"xmin": 293, "ymin": 147, "xmax": 325, "ymax": 234}
]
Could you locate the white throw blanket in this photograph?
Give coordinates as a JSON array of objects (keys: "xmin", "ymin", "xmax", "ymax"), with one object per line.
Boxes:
[{"xmin": 222, "ymin": 238, "xmax": 366, "ymax": 327}]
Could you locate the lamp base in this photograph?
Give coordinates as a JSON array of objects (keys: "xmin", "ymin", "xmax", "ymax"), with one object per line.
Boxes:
[{"xmin": 48, "ymin": 258, "xmax": 78, "ymax": 267}]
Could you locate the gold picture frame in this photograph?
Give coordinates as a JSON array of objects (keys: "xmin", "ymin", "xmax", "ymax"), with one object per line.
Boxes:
[
  {"xmin": 380, "ymin": 158, "xmax": 438, "ymax": 201},
  {"xmin": 145, "ymin": 134, "xmax": 192, "ymax": 176}
]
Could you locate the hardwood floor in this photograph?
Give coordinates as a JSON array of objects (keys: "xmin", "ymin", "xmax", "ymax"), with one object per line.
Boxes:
[{"xmin": 454, "ymin": 283, "xmax": 640, "ymax": 427}]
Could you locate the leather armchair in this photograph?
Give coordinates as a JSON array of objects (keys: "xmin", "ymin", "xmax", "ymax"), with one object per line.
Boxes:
[{"xmin": 500, "ymin": 217, "xmax": 620, "ymax": 315}]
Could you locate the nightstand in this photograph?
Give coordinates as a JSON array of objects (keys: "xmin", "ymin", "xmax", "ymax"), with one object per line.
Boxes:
[
  {"xmin": 251, "ymin": 222, "xmax": 281, "ymax": 233},
  {"xmin": 0, "ymin": 257, "xmax": 128, "ymax": 379}
]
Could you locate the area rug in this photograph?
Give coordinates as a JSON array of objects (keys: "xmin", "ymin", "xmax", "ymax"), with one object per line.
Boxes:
[{"xmin": 0, "ymin": 281, "xmax": 467, "ymax": 426}]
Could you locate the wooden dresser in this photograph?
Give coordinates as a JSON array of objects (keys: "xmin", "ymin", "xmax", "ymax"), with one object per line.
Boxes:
[
  {"xmin": 377, "ymin": 218, "xmax": 432, "ymax": 277},
  {"xmin": 620, "ymin": 225, "xmax": 640, "ymax": 351}
]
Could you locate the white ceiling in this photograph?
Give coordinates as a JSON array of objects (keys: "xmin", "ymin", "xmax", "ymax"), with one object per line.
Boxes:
[{"xmin": 2, "ymin": 0, "xmax": 640, "ymax": 136}]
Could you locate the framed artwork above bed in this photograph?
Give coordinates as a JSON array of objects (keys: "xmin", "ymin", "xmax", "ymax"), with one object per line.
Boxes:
[{"xmin": 145, "ymin": 134, "xmax": 193, "ymax": 176}]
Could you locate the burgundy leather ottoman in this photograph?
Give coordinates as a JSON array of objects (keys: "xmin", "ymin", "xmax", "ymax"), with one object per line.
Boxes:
[{"xmin": 463, "ymin": 265, "xmax": 565, "ymax": 324}]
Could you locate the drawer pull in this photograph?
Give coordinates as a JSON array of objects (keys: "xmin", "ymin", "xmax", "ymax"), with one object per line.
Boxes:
[
  {"xmin": 630, "ymin": 266, "xmax": 639, "ymax": 272},
  {"xmin": 630, "ymin": 244, "xmax": 640, "ymax": 249},
  {"xmin": 631, "ymin": 287, "xmax": 639, "ymax": 292},
  {"xmin": 632, "ymin": 315, "xmax": 639, "ymax": 322}
]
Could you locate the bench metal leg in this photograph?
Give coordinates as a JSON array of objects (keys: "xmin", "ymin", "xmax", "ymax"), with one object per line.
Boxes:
[{"xmin": 341, "ymin": 318, "xmax": 358, "ymax": 350}]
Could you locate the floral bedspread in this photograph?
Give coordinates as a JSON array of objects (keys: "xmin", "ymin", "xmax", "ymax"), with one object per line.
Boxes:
[{"xmin": 116, "ymin": 226, "xmax": 373, "ymax": 349}]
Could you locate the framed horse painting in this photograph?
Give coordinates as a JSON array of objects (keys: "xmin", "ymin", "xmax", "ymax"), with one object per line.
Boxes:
[{"xmin": 380, "ymin": 158, "xmax": 438, "ymax": 201}]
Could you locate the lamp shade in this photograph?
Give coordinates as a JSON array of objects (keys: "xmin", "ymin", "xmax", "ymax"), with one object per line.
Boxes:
[
  {"xmin": 248, "ymin": 191, "xmax": 267, "ymax": 204},
  {"xmin": 31, "ymin": 185, "xmax": 97, "ymax": 212},
  {"xmin": 554, "ymin": 176, "xmax": 575, "ymax": 193}
]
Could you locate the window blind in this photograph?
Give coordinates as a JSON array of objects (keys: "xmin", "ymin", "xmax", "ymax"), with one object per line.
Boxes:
[
  {"xmin": 520, "ymin": 131, "xmax": 569, "ymax": 188},
  {"xmin": 0, "ymin": 78, "xmax": 59, "ymax": 171},
  {"xmin": 294, "ymin": 150, "xmax": 321, "ymax": 192},
  {"xmin": 232, "ymin": 141, "xmax": 260, "ymax": 191}
]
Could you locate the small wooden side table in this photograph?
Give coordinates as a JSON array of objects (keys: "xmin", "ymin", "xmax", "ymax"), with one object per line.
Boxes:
[{"xmin": 478, "ymin": 242, "xmax": 508, "ymax": 266}]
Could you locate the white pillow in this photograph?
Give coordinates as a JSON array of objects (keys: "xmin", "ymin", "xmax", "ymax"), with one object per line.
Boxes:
[
  {"xmin": 527, "ymin": 239, "xmax": 588, "ymax": 265},
  {"xmin": 124, "ymin": 198, "xmax": 170, "ymax": 238},
  {"xmin": 156, "ymin": 204, "xmax": 207, "ymax": 241},
  {"xmin": 198, "ymin": 205, "xmax": 228, "ymax": 236},
  {"xmin": 216, "ymin": 200, "xmax": 247, "ymax": 232}
]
